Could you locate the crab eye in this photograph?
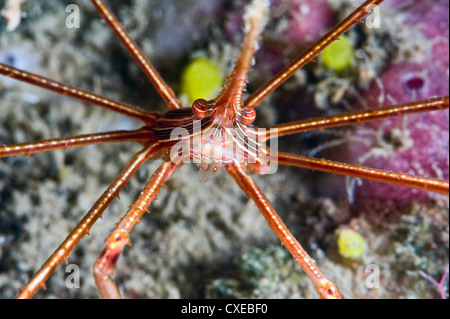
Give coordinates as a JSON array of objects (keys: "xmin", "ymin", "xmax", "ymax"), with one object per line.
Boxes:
[
  {"xmin": 192, "ymin": 99, "xmax": 211, "ymax": 118},
  {"xmin": 239, "ymin": 106, "xmax": 256, "ymax": 125}
]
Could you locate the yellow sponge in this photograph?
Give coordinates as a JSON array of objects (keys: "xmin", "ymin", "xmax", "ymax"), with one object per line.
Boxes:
[
  {"xmin": 337, "ymin": 228, "xmax": 366, "ymax": 259},
  {"xmin": 181, "ymin": 57, "xmax": 223, "ymax": 105},
  {"xmin": 321, "ymin": 35, "xmax": 354, "ymax": 73}
]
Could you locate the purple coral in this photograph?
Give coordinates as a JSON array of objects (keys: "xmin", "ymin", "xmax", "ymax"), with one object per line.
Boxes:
[
  {"xmin": 419, "ymin": 264, "xmax": 449, "ymax": 299},
  {"xmin": 349, "ymin": 0, "xmax": 449, "ymax": 202},
  {"xmin": 278, "ymin": 0, "xmax": 335, "ymax": 47}
]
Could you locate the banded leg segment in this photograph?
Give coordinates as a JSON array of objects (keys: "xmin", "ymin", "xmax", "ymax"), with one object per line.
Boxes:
[
  {"xmin": 276, "ymin": 153, "xmax": 449, "ymax": 195},
  {"xmin": 94, "ymin": 161, "xmax": 182, "ymax": 299},
  {"xmin": 262, "ymin": 96, "xmax": 449, "ymax": 140},
  {"xmin": 0, "ymin": 63, "xmax": 158, "ymax": 124},
  {"xmin": 16, "ymin": 143, "xmax": 160, "ymax": 299},
  {"xmin": 245, "ymin": 0, "xmax": 384, "ymax": 108},
  {"xmin": 90, "ymin": 0, "xmax": 183, "ymax": 110},
  {"xmin": 0, "ymin": 128, "xmax": 154, "ymax": 158},
  {"xmin": 226, "ymin": 164, "xmax": 341, "ymax": 299}
]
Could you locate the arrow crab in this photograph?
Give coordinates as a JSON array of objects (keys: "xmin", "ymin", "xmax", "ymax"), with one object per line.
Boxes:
[{"xmin": 0, "ymin": 0, "xmax": 448, "ymax": 298}]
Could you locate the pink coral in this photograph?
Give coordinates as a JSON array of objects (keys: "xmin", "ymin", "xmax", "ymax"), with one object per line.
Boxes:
[
  {"xmin": 280, "ymin": 0, "xmax": 335, "ymax": 47},
  {"xmin": 350, "ymin": 0, "xmax": 449, "ymax": 202}
]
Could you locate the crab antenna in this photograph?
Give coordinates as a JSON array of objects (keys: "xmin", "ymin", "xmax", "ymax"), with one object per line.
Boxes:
[{"xmin": 212, "ymin": 0, "xmax": 269, "ymax": 119}]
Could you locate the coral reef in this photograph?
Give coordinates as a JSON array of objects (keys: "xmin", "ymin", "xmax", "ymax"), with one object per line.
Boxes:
[{"xmin": 0, "ymin": 0, "xmax": 447, "ymax": 299}]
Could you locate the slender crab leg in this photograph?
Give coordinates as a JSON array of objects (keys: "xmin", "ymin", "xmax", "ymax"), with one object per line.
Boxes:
[
  {"xmin": 0, "ymin": 63, "xmax": 158, "ymax": 124},
  {"xmin": 16, "ymin": 142, "xmax": 160, "ymax": 299},
  {"xmin": 226, "ymin": 163, "xmax": 341, "ymax": 299},
  {"xmin": 276, "ymin": 153, "xmax": 449, "ymax": 195},
  {"xmin": 94, "ymin": 160, "xmax": 182, "ymax": 299},
  {"xmin": 0, "ymin": 127, "xmax": 154, "ymax": 157},
  {"xmin": 261, "ymin": 96, "xmax": 449, "ymax": 140},
  {"xmin": 90, "ymin": 0, "xmax": 183, "ymax": 110},
  {"xmin": 245, "ymin": 0, "xmax": 384, "ymax": 108}
]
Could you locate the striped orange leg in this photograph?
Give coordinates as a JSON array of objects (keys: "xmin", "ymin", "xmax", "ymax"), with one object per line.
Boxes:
[
  {"xmin": 90, "ymin": 0, "xmax": 183, "ymax": 110},
  {"xmin": 0, "ymin": 63, "xmax": 158, "ymax": 124},
  {"xmin": 260, "ymin": 97, "xmax": 449, "ymax": 140},
  {"xmin": 226, "ymin": 164, "xmax": 341, "ymax": 299},
  {"xmin": 94, "ymin": 161, "xmax": 181, "ymax": 299},
  {"xmin": 259, "ymin": 96, "xmax": 449, "ymax": 195},
  {"xmin": 16, "ymin": 142, "xmax": 160, "ymax": 299},
  {"xmin": 0, "ymin": 127, "xmax": 153, "ymax": 158},
  {"xmin": 276, "ymin": 153, "xmax": 449, "ymax": 195},
  {"xmin": 245, "ymin": 0, "xmax": 384, "ymax": 108}
]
